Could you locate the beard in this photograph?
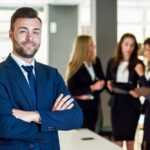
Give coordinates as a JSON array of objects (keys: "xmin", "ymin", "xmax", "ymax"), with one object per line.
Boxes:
[{"xmin": 13, "ymin": 38, "xmax": 40, "ymax": 58}]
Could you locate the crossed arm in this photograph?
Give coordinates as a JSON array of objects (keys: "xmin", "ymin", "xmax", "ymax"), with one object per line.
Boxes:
[
  {"xmin": 0, "ymin": 90, "xmax": 82, "ymax": 142},
  {"xmin": 12, "ymin": 94, "xmax": 74, "ymax": 124}
]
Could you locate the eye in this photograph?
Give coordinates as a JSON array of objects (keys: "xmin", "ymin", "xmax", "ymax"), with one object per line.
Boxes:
[
  {"xmin": 33, "ymin": 31, "xmax": 40, "ymax": 35},
  {"xmin": 19, "ymin": 30, "xmax": 27, "ymax": 33},
  {"xmin": 124, "ymin": 43, "xmax": 128, "ymax": 47}
]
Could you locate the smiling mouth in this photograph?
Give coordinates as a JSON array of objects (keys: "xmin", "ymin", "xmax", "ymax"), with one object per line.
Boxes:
[
  {"xmin": 23, "ymin": 42, "xmax": 36, "ymax": 49},
  {"xmin": 24, "ymin": 42, "xmax": 35, "ymax": 46}
]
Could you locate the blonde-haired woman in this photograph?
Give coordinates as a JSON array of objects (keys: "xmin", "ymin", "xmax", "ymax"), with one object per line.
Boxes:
[{"xmin": 66, "ymin": 35, "xmax": 105, "ymax": 131}]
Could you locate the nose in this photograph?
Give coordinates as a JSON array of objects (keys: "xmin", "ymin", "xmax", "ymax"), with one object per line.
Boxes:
[{"xmin": 26, "ymin": 31, "xmax": 33, "ymax": 41}]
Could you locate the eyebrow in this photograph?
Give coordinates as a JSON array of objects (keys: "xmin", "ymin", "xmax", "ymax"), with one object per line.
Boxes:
[{"xmin": 18, "ymin": 27, "xmax": 41, "ymax": 31}]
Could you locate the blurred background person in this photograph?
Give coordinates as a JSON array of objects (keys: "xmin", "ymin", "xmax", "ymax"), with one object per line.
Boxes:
[
  {"xmin": 134, "ymin": 38, "xmax": 150, "ymax": 150},
  {"xmin": 106, "ymin": 33, "xmax": 146, "ymax": 150},
  {"xmin": 141, "ymin": 38, "xmax": 150, "ymax": 150},
  {"xmin": 66, "ymin": 35, "xmax": 105, "ymax": 132}
]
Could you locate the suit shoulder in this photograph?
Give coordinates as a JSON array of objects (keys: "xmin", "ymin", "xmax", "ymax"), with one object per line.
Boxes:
[
  {"xmin": 0, "ymin": 61, "xmax": 7, "ymax": 72},
  {"xmin": 95, "ymin": 56, "xmax": 101, "ymax": 63},
  {"xmin": 108, "ymin": 57, "xmax": 115, "ymax": 63},
  {"xmin": 106, "ymin": 57, "xmax": 114, "ymax": 67},
  {"xmin": 0, "ymin": 61, "xmax": 8, "ymax": 79},
  {"xmin": 0, "ymin": 60, "xmax": 6, "ymax": 67},
  {"xmin": 106, "ymin": 57, "xmax": 115, "ymax": 70},
  {"xmin": 95, "ymin": 56, "xmax": 100, "ymax": 61},
  {"xmin": 35, "ymin": 62, "xmax": 61, "ymax": 78},
  {"xmin": 36, "ymin": 62, "xmax": 57, "ymax": 71}
]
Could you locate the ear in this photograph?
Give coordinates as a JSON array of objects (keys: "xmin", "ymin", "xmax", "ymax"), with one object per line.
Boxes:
[{"xmin": 9, "ymin": 30, "xmax": 13, "ymax": 40}]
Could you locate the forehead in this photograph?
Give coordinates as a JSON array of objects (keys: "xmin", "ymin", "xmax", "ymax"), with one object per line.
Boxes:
[
  {"xmin": 144, "ymin": 44, "xmax": 150, "ymax": 50},
  {"xmin": 88, "ymin": 38, "xmax": 93, "ymax": 43},
  {"xmin": 13, "ymin": 18, "xmax": 41, "ymax": 30},
  {"xmin": 123, "ymin": 37, "xmax": 135, "ymax": 43}
]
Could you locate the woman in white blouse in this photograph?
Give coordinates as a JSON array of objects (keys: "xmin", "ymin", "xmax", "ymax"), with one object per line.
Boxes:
[{"xmin": 106, "ymin": 33, "xmax": 146, "ymax": 150}]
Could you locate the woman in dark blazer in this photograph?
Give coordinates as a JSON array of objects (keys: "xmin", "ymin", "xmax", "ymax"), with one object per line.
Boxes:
[
  {"xmin": 106, "ymin": 33, "xmax": 146, "ymax": 150},
  {"xmin": 66, "ymin": 35, "xmax": 105, "ymax": 131}
]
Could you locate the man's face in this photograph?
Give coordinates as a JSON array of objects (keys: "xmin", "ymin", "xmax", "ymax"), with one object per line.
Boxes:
[{"xmin": 9, "ymin": 18, "xmax": 41, "ymax": 58}]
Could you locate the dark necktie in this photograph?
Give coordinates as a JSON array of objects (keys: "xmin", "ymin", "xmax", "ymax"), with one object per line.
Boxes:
[{"xmin": 22, "ymin": 65, "xmax": 36, "ymax": 109}]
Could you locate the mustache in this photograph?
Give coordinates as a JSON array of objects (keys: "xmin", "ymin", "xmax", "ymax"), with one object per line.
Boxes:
[{"xmin": 21, "ymin": 41, "xmax": 36, "ymax": 46}]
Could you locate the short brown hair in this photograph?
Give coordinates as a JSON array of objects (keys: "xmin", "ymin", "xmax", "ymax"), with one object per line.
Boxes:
[{"xmin": 10, "ymin": 7, "xmax": 42, "ymax": 31}]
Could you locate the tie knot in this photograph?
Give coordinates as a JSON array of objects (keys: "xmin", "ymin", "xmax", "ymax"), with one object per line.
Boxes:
[{"xmin": 22, "ymin": 65, "xmax": 34, "ymax": 74}]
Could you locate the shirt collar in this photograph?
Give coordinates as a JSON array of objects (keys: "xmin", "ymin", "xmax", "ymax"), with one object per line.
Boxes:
[{"xmin": 11, "ymin": 52, "xmax": 35, "ymax": 68}]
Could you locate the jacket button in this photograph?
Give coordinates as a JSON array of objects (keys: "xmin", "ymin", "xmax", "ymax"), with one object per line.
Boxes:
[{"xmin": 48, "ymin": 127, "xmax": 54, "ymax": 131}]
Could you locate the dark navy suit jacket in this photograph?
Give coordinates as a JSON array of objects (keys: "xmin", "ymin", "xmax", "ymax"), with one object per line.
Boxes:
[{"xmin": 0, "ymin": 55, "xmax": 83, "ymax": 150}]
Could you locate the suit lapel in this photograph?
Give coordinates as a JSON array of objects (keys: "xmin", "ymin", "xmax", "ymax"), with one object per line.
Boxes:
[
  {"xmin": 81, "ymin": 65, "xmax": 93, "ymax": 82},
  {"xmin": 35, "ymin": 62, "xmax": 47, "ymax": 110},
  {"xmin": 5, "ymin": 55, "xmax": 34, "ymax": 110},
  {"xmin": 129, "ymin": 71, "xmax": 133, "ymax": 82}
]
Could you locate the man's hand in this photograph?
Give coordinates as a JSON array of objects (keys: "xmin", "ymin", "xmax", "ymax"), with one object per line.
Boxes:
[
  {"xmin": 12, "ymin": 109, "xmax": 41, "ymax": 123},
  {"xmin": 12, "ymin": 94, "xmax": 74, "ymax": 122},
  {"xmin": 52, "ymin": 94, "xmax": 74, "ymax": 111}
]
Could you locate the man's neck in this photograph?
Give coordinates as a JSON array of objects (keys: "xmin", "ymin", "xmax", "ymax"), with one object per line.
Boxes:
[{"xmin": 12, "ymin": 51, "xmax": 34, "ymax": 64}]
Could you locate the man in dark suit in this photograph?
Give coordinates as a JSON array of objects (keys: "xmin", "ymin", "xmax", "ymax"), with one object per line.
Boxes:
[{"xmin": 0, "ymin": 7, "xmax": 82, "ymax": 150}]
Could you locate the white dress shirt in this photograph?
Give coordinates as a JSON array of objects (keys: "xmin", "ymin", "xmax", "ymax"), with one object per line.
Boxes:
[
  {"xmin": 116, "ymin": 61, "xmax": 129, "ymax": 83},
  {"xmin": 84, "ymin": 62, "xmax": 95, "ymax": 81},
  {"xmin": 11, "ymin": 52, "xmax": 35, "ymax": 84}
]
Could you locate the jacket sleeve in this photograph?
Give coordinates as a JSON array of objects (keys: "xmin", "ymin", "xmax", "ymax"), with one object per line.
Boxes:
[
  {"xmin": 105, "ymin": 58, "xmax": 115, "ymax": 94},
  {"xmin": 139, "ymin": 75, "xmax": 149, "ymax": 86},
  {"xmin": 95, "ymin": 57, "xmax": 105, "ymax": 80},
  {"xmin": 95, "ymin": 57, "xmax": 105, "ymax": 93},
  {"xmin": 106, "ymin": 58, "xmax": 114, "ymax": 81},
  {"xmin": 67, "ymin": 75, "xmax": 91, "ymax": 96},
  {"xmin": 39, "ymin": 69, "xmax": 83, "ymax": 132},
  {"xmin": 0, "ymin": 83, "xmax": 49, "ymax": 142}
]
